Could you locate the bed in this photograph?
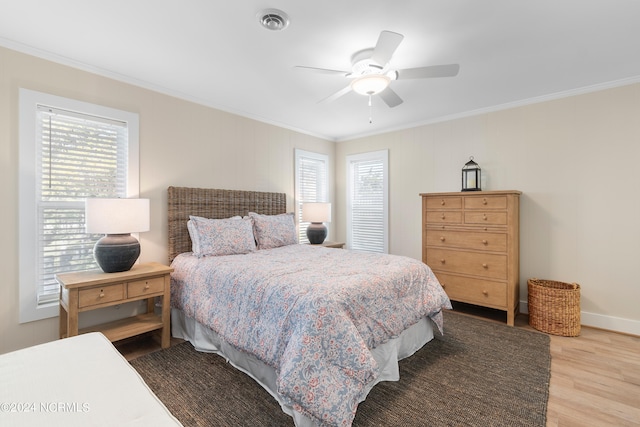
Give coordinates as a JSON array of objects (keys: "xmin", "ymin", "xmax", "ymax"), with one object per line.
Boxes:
[
  {"xmin": 167, "ymin": 186, "xmax": 451, "ymax": 427},
  {"xmin": 0, "ymin": 332, "xmax": 182, "ymax": 427}
]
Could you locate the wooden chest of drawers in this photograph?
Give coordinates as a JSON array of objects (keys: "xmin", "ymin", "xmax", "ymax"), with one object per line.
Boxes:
[{"xmin": 421, "ymin": 191, "xmax": 521, "ymax": 325}]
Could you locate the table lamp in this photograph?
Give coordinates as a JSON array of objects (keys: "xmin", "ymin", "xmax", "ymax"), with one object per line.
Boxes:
[
  {"xmin": 85, "ymin": 198, "xmax": 150, "ymax": 273},
  {"xmin": 302, "ymin": 202, "xmax": 331, "ymax": 244}
]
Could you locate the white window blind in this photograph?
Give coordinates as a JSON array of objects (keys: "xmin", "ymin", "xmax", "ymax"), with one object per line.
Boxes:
[
  {"xmin": 19, "ymin": 88, "xmax": 139, "ymax": 323},
  {"xmin": 295, "ymin": 149, "xmax": 329, "ymax": 243},
  {"xmin": 346, "ymin": 150, "xmax": 388, "ymax": 253},
  {"xmin": 35, "ymin": 106, "xmax": 128, "ymax": 305}
]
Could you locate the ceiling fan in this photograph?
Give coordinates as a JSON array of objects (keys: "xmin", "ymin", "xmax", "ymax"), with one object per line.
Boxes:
[{"xmin": 296, "ymin": 30, "xmax": 460, "ymax": 109}]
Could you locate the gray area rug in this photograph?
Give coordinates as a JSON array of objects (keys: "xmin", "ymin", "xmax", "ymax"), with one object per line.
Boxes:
[{"xmin": 131, "ymin": 311, "xmax": 550, "ymax": 426}]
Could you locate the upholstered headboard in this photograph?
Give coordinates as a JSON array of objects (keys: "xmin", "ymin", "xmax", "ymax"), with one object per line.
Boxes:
[{"xmin": 167, "ymin": 186, "xmax": 287, "ymax": 263}]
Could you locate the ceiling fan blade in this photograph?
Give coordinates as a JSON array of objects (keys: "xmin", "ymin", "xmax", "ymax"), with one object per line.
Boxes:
[
  {"xmin": 294, "ymin": 65, "xmax": 350, "ymax": 76},
  {"xmin": 379, "ymin": 87, "xmax": 403, "ymax": 108},
  {"xmin": 371, "ymin": 31, "xmax": 404, "ymax": 66},
  {"xmin": 318, "ymin": 85, "xmax": 352, "ymax": 104},
  {"xmin": 396, "ymin": 64, "xmax": 460, "ymax": 79}
]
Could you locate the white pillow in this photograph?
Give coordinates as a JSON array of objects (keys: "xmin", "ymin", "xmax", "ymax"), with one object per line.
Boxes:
[
  {"xmin": 248, "ymin": 212, "xmax": 297, "ymax": 249},
  {"xmin": 187, "ymin": 215, "xmax": 255, "ymax": 257}
]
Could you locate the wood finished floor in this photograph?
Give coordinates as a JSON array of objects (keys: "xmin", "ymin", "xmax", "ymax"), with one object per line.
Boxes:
[{"xmin": 117, "ymin": 304, "xmax": 640, "ymax": 427}]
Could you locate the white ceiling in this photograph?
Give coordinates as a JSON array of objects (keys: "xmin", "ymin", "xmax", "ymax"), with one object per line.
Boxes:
[{"xmin": 2, "ymin": 1, "xmax": 640, "ymax": 141}]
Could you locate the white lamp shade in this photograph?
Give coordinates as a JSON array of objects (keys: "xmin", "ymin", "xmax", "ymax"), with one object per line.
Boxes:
[
  {"xmin": 85, "ymin": 198, "xmax": 150, "ymax": 234},
  {"xmin": 302, "ymin": 202, "xmax": 331, "ymax": 223}
]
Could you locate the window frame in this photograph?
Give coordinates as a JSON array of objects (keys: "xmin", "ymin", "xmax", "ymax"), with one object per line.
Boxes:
[
  {"xmin": 294, "ymin": 149, "xmax": 329, "ymax": 243},
  {"xmin": 346, "ymin": 149, "xmax": 389, "ymax": 253},
  {"xmin": 18, "ymin": 89, "xmax": 140, "ymax": 323}
]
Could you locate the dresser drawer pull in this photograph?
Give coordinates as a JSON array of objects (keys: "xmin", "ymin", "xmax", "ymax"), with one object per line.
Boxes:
[
  {"xmin": 483, "ymin": 214, "xmax": 487, "ymax": 220},
  {"xmin": 99, "ymin": 292, "xmax": 105, "ymax": 298},
  {"xmin": 440, "ymin": 259, "xmax": 446, "ymax": 264},
  {"xmin": 144, "ymin": 283, "xmax": 150, "ymax": 290},
  {"xmin": 483, "ymin": 198, "xmax": 487, "ymax": 205},
  {"xmin": 441, "ymin": 214, "xmax": 446, "ymax": 220},
  {"xmin": 482, "ymin": 290, "xmax": 489, "ymax": 296},
  {"xmin": 441, "ymin": 199, "xmax": 445, "ymax": 206},
  {"xmin": 440, "ymin": 236, "xmax": 446, "ymax": 242},
  {"xmin": 482, "ymin": 263, "xmax": 488, "ymax": 269},
  {"xmin": 441, "ymin": 283, "xmax": 446, "ymax": 289},
  {"xmin": 482, "ymin": 239, "xmax": 488, "ymax": 245}
]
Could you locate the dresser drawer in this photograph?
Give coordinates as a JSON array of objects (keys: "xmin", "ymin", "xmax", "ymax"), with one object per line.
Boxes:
[
  {"xmin": 78, "ymin": 283, "xmax": 124, "ymax": 308},
  {"xmin": 434, "ymin": 272, "xmax": 507, "ymax": 307},
  {"xmin": 464, "ymin": 195, "xmax": 508, "ymax": 210},
  {"xmin": 425, "ymin": 210, "xmax": 463, "ymax": 224},
  {"xmin": 128, "ymin": 276, "xmax": 165, "ymax": 298},
  {"xmin": 425, "ymin": 229, "xmax": 507, "ymax": 252},
  {"xmin": 464, "ymin": 211, "xmax": 508, "ymax": 225},
  {"xmin": 425, "ymin": 196, "xmax": 462, "ymax": 210},
  {"xmin": 426, "ymin": 248, "xmax": 507, "ymax": 279}
]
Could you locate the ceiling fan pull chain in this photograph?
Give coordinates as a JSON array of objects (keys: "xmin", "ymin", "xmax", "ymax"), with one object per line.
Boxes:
[{"xmin": 368, "ymin": 95, "xmax": 373, "ymax": 123}]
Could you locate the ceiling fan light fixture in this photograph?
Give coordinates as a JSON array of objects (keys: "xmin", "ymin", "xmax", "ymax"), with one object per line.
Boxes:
[
  {"xmin": 257, "ymin": 9, "xmax": 290, "ymax": 31},
  {"xmin": 351, "ymin": 74, "xmax": 390, "ymax": 96}
]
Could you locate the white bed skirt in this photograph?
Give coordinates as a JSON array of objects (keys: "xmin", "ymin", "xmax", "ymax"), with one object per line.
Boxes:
[{"xmin": 171, "ymin": 308, "xmax": 435, "ymax": 427}]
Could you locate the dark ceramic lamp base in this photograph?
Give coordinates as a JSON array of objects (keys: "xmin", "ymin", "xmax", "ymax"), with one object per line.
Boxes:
[
  {"xmin": 306, "ymin": 222, "xmax": 327, "ymax": 244},
  {"xmin": 94, "ymin": 234, "xmax": 140, "ymax": 273}
]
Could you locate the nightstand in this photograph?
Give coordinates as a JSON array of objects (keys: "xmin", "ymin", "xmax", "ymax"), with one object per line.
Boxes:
[
  {"xmin": 310, "ymin": 241, "xmax": 345, "ymax": 249},
  {"xmin": 57, "ymin": 262, "xmax": 173, "ymax": 349}
]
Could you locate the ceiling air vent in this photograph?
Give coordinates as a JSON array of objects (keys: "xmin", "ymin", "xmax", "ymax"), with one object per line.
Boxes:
[{"xmin": 258, "ymin": 9, "xmax": 290, "ymax": 31}]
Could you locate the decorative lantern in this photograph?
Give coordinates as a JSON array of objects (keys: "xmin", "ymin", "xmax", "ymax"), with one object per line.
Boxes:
[{"xmin": 462, "ymin": 156, "xmax": 481, "ymax": 191}]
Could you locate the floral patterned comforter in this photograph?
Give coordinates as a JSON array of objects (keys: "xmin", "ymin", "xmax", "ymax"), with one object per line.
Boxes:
[{"xmin": 170, "ymin": 244, "xmax": 451, "ymax": 426}]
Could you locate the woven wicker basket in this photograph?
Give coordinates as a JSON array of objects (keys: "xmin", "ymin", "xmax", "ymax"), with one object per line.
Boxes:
[{"xmin": 528, "ymin": 278, "xmax": 581, "ymax": 336}]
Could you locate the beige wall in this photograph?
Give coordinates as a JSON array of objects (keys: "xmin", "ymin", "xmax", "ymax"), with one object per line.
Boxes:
[
  {"xmin": 336, "ymin": 83, "xmax": 640, "ymax": 335},
  {"xmin": 0, "ymin": 46, "xmax": 335, "ymax": 353},
  {"xmin": 3, "ymin": 45, "xmax": 639, "ymax": 353}
]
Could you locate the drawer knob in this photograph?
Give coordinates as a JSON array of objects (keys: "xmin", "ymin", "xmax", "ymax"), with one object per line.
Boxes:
[
  {"xmin": 483, "ymin": 198, "xmax": 487, "ymax": 205},
  {"xmin": 482, "ymin": 290, "xmax": 489, "ymax": 296},
  {"xmin": 483, "ymin": 214, "xmax": 487, "ymax": 220},
  {"xmin": 99, "ymin": 292, "xmax": 105, "ymax": 298},
  {"xmin": 440, "ymin": 259, "xmax": 446, "ymax": 264},
  {"xmin": 441, "ymin": 200, "xmax": 445, "ymax": 205},
  {"xmin": 441, "ymin": 283, "xmax": 446, "ymax": 289},
  {"xmin": 482, "ymin": 239, "xmax": 488, "ymax": 245},
  {"xmin": 144, "ymin": 284, "xmax": 150, "ymax": 290},
  {"xmin": 441, "ymin": 214, "xmax": 446, "ymax": 220},
  {"xmin": 482, "ymin": 263, "xmax": 488, "ymax": 269},
  {"xmin": 440, "ymin": 236, "xmax": 445, "ymax": 242}
]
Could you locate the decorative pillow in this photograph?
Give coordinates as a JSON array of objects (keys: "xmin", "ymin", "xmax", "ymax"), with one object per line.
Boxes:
[
  {"xmin": 188, "ymin": 216, "xmax": 239, "ymax": 255},
  {"xmin": 188, "ymin": 215, "xmax": 255, "ymax": 257},
  {"xmin": 249, "ymin": 212, "xmax": 298, "ymax": 249}
]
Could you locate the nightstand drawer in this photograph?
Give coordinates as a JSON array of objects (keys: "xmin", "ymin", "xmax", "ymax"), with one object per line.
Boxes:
[
  {"xmin": 78, "ymin": 283, "xmax": 125, "ymax": 308},
  {"xmin": 128, "ymin": 277, "xmax": 165, "ymax": 298}
]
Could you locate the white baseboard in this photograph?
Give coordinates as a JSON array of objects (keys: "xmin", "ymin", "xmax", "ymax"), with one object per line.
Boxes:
[{"xmin": 520, "ymin": 301, "xmax": 640, "ymax": 336}]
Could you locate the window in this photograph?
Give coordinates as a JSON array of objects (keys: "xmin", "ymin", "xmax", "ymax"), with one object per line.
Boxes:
[
  {"xmin": 19, "ymin": 89, "xmax": 139, "ymax": 323},
  {"xmin": 294, "ymin": 149, "xmax": 329, "ymax": 243},
  {"xmin": 346, "ymin": 150, "xmax": 388, "ymax": 253}
]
